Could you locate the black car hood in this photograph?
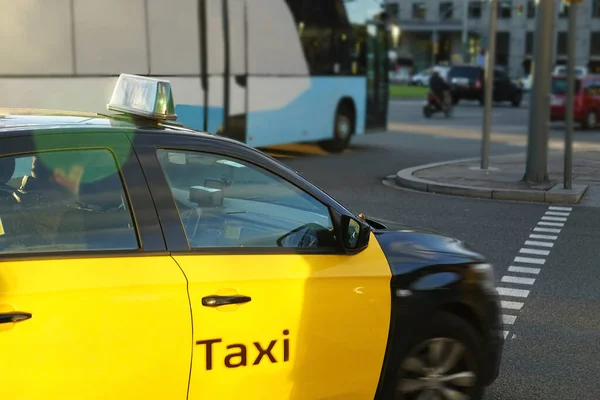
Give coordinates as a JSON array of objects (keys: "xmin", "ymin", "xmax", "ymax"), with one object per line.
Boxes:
[{"xmin": 362, "ymin": 215, "xmax": 486, "ymax": 269}]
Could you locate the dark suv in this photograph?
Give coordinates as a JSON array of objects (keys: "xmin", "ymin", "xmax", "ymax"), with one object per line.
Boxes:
[{"xmin": 447, "ymin": 65, "xmax": 523, "ymax": 107}]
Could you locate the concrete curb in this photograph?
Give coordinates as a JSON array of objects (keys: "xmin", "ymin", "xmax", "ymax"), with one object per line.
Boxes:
[{"xmin": 395, "ymin": 154, "xmax": 588, "ymax": 204}]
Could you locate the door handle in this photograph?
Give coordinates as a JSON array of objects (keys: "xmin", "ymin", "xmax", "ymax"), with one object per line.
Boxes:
[
  {"xmin": 202, "ymin": 295, "xmax": 251, "ymax": 307},
  {"xmin": 0, "ymin": 311, "xmax": 32, "ymax": 324}
]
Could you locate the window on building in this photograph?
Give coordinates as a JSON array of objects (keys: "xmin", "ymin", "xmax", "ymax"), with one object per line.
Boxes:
[
  {"xmin": 468, "ymin": 36, "xmax": 482, "ymax": 60},
  {"xmin": 525, "ymin": 32, "xmax": 534, "ymax": 55},
  {"xmin": 439, "ymin": 2, "xmax": 453, "ymax": 20},
  {"xmin": 468, "ymin": 1, "xmax": 482, "ymax": 19},
  {"xmin": 412, "ymin": 2, "xmax": 426, "ymax": 20},
  {"xmin": 557, "ymin": 32, "xmax": 567, "ymax": 56},
  {"xmin": 498, "ymin": 0, "xmax": 513, "ymax": 19},
  {"xmin": 496, "ymin": 32, "xmax": 510, "ymax": 67},
  {"xmin": 527, "ymin": 0, "xmax": 536, "ymax": 18},
  {"xmin": 559, "ymin": 4, "xmax": 569, "ymax": 18},
  {"xmin": 386, "ymin": 2, "xmax": 399, "ymax": 20},
  {"xmin": 594, "ymin": 0, "xmax": 600, "ymax": 18},
  {"xmin": 590, "ymin": 32, "xmax": 600, "ymax": 56}
]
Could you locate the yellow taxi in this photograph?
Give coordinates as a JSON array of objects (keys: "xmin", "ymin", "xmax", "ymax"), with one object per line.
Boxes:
[{"xmin": 0, "ymin": 74, "xmax": 503, "ymax": 400}]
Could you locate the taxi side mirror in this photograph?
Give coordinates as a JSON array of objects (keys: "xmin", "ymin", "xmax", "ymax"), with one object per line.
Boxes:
[{"xmin": 340, "ymin": 215, "xmax": 370, "ymax": 254}]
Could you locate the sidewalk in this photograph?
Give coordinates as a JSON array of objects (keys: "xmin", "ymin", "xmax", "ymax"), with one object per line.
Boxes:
[{"xmin": 395, "ymin": 150, "xmax": 600, "ymax": 204}]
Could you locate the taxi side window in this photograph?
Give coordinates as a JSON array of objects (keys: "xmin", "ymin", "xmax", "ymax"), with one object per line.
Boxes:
[
  {"xmin": 0, "ymin": 149, "xmax": 138, "ymax": 255},
  {"xmin": 156, "ymin": 149, "xmax": 338, "ymax": 250}
]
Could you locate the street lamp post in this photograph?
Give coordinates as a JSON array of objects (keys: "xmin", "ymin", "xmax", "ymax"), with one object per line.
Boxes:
[
  {"xmin": 481, "ymin": 0, "xmax": 498, "ymax": 170},
  {"xmin": 523, "ymin": 0, "xmax": 555, "ymax": 183},
  {"xmin": 462, "ymin": 2, "xmax": 469, "ymax": 63},
  {"xmin": 564, "ymin": 1, "xmax": 578, "ymax": 190}
]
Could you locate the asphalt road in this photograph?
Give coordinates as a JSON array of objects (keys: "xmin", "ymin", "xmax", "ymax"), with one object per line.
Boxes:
[
  {"xmin": 268, "ymin": 101, "xmax": 600, "ymax": 399},
  {"xmin": 388, "ymin": 97, "xmax": 600, "ymax": 146}
]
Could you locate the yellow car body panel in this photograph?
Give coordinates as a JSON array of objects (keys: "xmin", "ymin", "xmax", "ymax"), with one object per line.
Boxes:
[
  {"xmin": 0, "ymin": 256, "xmax": 192, "ymax": 400},
  {"xmin": 178, "ymin": 232, "xmax": 392, "ymax": 400}
]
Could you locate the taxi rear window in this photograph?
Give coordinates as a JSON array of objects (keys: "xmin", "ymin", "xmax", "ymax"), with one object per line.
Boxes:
[
  {"xmin": 0, "ymin": 149, "xmax": 138, "ymax": 255},
  {"xmin": 551, "ymin": 78, "xmax": 581, "ymax": 95}
]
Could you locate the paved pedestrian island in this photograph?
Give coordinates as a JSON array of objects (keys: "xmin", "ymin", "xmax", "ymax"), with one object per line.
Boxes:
[{"xmin": 395, "ymin": 150, "xmax": 600, "ymax": 204}]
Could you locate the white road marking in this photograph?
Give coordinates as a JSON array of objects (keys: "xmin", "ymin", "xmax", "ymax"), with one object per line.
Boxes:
[
  {"xmin": 529, "ymin": 234, "xmax": 558, "ymax": 240},
  {"xmin": 496, "ymin": 205, "xmax": 572, "ymax": 342},
  {"xmin": 524, "ymin": 240, "xmax": 554, "ymax": 248},
  {"xmin": 501, "ymin": 300, "xmax": 524, "ymax": 310},
  {"xmin": 545, "ymin": 211, "xmax": 570, "ymax": 217},
  {"xmin": 548, "ymin": 206, "xmax": 572, "ymax": 211},
  {"xmin": 508, "ymin": 266, "xmax": 541, "ymax": 274},
  {"xmin": 502, "ymin": 276, "xmax": 536, "ymax": 285},
  {"xmin": 520, "ymin": 248, "xmax": 551, "ymax": 256},
  {"xmin": 541, "ymin": 216, "xmax": 567, "ymax": 222},
  {"xmin": 496, "ymin": 287, "xmax": 530, "ymax": 297},
  {"xmin": 534, "ymin": 227, "xmax": 561, "ymax": 233},
  {"xmin": 538, "ymin": 221, "xmax": 564, "ymax": 227},
  {"xmin": 514, "ymin": 256, "xmax": 546, "ymax": 265}
]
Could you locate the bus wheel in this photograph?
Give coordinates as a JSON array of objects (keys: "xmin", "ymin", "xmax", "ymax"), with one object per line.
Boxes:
[{"xmin": 320, "ymin": 106, "xmax": 354, "ymax": 153}]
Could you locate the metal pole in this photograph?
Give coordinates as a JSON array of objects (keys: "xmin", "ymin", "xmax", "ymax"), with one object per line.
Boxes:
[
  {"xmin": 565, "ymin": 2, "xmax": 577, "ymax": 190},
  {"xmin": 432, "ymin": 29, "xmax": 438, "ymax": 65},
  {"xmin": 462, "ymin": 2, "xmax": 469, "ymax": 63},
  {"xmin": 523, "ymin": 0, "xmax": 555, "ymax": 183},
  {"xmin": 481, "ymin": 0, "xmax": 497, "ymax": 170}
]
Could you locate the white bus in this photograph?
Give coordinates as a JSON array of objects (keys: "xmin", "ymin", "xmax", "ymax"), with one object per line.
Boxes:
[{"xmin": 0, "ymin": 0, "xmax": 390, "ymax": 152}]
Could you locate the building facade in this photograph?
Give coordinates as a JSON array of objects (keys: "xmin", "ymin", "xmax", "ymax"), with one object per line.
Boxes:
[{"xmin": 386, "ymin": 0, "xmax": 600, "ymax": 77}]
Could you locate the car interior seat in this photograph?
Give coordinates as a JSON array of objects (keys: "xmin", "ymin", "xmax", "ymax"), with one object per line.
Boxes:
[{"xmin": 0, "ymin": 157, "xmax": 16, "ymax": 195}]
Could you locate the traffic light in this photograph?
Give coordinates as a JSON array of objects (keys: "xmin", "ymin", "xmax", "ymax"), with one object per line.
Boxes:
[{"xmin": 517, "ymin": 4, "xmax": 524, "ymax": 16}]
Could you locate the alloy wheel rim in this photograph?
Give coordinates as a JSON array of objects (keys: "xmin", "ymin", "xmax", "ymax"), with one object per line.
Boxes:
[{"xmin": 396, "ymin": 337, "xmax": 477, "ymax": 400}]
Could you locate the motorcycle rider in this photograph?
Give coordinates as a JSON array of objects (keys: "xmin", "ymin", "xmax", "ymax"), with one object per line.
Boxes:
[{"xmin": 429, "ymin": 70, "xmax": 451, "ymax": 110}]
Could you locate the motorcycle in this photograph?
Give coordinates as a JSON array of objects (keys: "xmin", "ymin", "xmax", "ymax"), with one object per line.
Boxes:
[{"xmin": 423, "ymin": 91, "xmax": 452, "ymax": 118}]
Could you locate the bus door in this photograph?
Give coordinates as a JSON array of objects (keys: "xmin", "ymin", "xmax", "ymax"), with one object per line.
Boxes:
[
  {"xmin": 222, "ymin": 0, "xmax": 248, "ymax": 143},
  {"xmin": 195, "ymin": 0, "xmax": 246, "ymax": 142},
  {"xmin": 195, "ymin": 0, "xmax": 227, "ymax": 135},
  {"xmin": 365, "ymin": 20, "xmax": 389, "ymax": 131}
]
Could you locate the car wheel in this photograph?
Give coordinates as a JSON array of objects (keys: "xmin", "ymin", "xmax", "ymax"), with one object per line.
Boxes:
[
  {"xmin": 394, "ymin": 312, "xmax": 485, "ymax": 400},
  {"xmin": 319, "ymin": 104, "xmax": 353, "ymax": 153},
  {"xmin": 511, "ymin": 93, "xmax": 522, "ymax": 107},
  {"xmin": 452, "ymin": 96, "xmax": 459, "ymax": 106},
  {"xmin": 582, "ymin": 111, "xmax": 597, "ymax": 130}
]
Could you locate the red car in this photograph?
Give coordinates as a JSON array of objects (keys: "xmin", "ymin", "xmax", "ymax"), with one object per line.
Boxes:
[{"xmin": 550, "ymin": 74, "xmax": 600, "ymax": 129}]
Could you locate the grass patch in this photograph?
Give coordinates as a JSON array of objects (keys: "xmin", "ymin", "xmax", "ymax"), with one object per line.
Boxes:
[{"xmin": 390, "ymin": 84, "xmax": 429, "ymax": 99}]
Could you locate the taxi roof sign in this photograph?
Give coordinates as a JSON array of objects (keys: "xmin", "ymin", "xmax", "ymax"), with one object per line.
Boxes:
[{"xmin": 107, "ymin": 74, "xmax": 177, "ymax": 121}]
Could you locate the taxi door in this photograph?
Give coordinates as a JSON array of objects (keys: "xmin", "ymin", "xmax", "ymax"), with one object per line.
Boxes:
[
  {"xmin": 135, "ymin": 136, "xmax": 393, "ymax": 399},
  {"xmin": 0, "ymin": 133, "xmax": 191, "ymax": 400}
]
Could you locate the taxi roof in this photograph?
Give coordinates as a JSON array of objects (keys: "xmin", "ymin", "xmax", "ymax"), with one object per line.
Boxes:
[
  {"xmin": 0, "ymin": 108, "xmax": 180, "ymax": 130},
  {"xmin": 0, "ymin": 107, "xmax": 235, "ymax": 142}
]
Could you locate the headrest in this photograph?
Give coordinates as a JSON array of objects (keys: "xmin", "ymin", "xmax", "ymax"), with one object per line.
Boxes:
[{"xmin": 0, "ymin": 157, "xmax": 15, "ymax": 185}]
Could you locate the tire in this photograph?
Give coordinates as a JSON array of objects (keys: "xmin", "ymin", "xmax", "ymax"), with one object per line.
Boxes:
[
  {"xmin": 423, "ymin": 106, "xmax": 433, "ymax": 118},
  {"xmin": 452, "ymin": 96, "xmax": 459, "ymax": 106},
  {"xmin": 582, "ymin": 111, "xmax": 597, "ymax": 130},
  {"xmin": 319, "ymin": 104, "xmax": 353, "ymax": 153},
  {"xmin": 394, "ymin": 312, "xmax": 485, "ymax": 400},
  {"xmin": 511, "ymin": 93, "xmax": 522, "ymax": 108}
]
